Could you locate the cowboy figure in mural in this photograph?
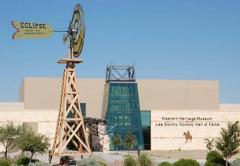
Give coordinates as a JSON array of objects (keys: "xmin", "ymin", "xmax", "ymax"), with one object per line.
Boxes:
[{"xmin": 183, "ymin": 130, "xmax": 192, "ymax": 144}]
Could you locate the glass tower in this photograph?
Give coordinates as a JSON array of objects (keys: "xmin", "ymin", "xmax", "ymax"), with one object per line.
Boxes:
[{"xmin": 103, "ymin": 65, "xmax": 144, "ymax": 150}]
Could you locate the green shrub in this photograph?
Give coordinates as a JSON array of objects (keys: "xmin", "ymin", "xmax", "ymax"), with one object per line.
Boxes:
[
  {"xmin": 205, "ymin": 161, "xmax": 223, "ymax": 166},
  {"xmin": 97, "ymin": 160, "xmax": 107, "ymax": 166},
  {"xmin": 205, "ymin": 151, "xmax": 225, "ymax": 166},
  {"xmin": 124, "ymin": 155, "xmax": 137, "ymax": 166},
  {"xmin": 173, "ymin": 159, "xmax": 199, "ymax": 166},
  {"xmin": 158, "ymin": 161, "xmax": 172, "ymax": 166},
  {"xmin": 206, "ymin": 151, "xmax": 223, "ymax": 163},
  {"xmin": 232, "ymin": 158, "xmax": 240, "ymax": 166},
  {"xmin": 0, "ymin": 159, "xmax": 11, "ymax": 166},
  {"xmin": 138, "ymin": 153, "xmax": 153, "ymax": 166},
  {"xmin": 16, "ymin": 156, "xmax": 30, "ymax": 166}
]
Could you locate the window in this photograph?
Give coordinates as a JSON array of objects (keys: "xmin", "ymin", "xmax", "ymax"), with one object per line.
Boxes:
[
  {"xmin": 80, "ymin": 103, "xmax": 86, "ymax": 117},
  {"xmin": 105, "ymin": 83, "xmax": 144, "ymax": 150}
]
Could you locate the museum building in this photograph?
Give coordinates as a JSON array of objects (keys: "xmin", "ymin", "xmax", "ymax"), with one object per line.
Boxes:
[{"xmin": 0, "ymin": 66, "xmax": 240, "ymax": 151}]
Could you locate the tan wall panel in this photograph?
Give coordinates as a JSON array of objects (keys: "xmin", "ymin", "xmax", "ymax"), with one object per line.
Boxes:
[
  {"xmin": 23, "ymin": 78, "xmax": 61, "ymax": 109},
  {"xmin": 138, "ymin": 80, "xmax": 219, "ymax": 110},
  {"xmin": 22, "ymin": 78, "xmax": 219, "ymax": 119},
  {"xmin": 23, "ymin": 78, "xmax": 105, "ymax": 118},
  {"xmin": 101, "ymin": 84, "xmax": 109, "ymax": 119},
  {"xmin": 18, "ymin": 81, "xmax": 24, "ymax": 102},
  {"xmin": 78, "ymin": 79, "xmax": 105, "ymax": 118}
]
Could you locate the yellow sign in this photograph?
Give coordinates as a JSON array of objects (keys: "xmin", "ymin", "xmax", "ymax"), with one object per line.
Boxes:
[{"xmin": 11, "ymin": 21, "xmax": 53, "ymax": 39}]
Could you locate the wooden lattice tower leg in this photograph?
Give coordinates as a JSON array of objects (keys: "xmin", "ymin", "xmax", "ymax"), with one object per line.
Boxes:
[{"xmin": 51, "ymin": 60, "xmax": 92, "ymax": 158}]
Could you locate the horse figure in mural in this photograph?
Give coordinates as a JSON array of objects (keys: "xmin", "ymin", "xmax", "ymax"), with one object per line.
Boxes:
[{"xmin": 183, "ymin": 130, "xmax": 192, "ymax": 144}]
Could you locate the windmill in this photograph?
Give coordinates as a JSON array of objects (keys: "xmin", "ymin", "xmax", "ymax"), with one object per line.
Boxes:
[
  {"xmin": 50, "ymin": 3, "xmax": 92, "ymax": 161},
  {"xmin": 12, "ymin": 3, "xmax": 92, "ymax": 163}
]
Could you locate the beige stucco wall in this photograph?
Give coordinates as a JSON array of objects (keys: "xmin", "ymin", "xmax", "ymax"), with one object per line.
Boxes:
[
  {"xmin": 20, "ymin": 78, "xmax": 219, "ymax": 119},
  {"xmin": 0, "ymin": 102, "xmax": 239, "ymax": 151},
  {"xmin": 151, "ymin": 107, "xmax": 240, "ymax": 150},
  {"xmin": 0, "ymin": 102, "xmax": 108, "ymax": 152},
  {"xmin": 0, "ymin": 103, "xmax": 57, "ymax": 145}
]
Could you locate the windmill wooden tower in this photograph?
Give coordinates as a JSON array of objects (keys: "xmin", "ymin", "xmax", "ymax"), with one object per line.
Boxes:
[{"xmin": 51, "ymin": 4, "xmax": 92, "ymax": 159}]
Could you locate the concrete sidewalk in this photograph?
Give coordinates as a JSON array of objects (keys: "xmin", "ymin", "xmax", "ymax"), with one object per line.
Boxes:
[{"xmin": 6, "ymin": 150, "xmax": 239, "ymax": 166}]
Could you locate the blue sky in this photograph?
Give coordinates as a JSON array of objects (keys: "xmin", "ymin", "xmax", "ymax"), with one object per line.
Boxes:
[{"xmin": 0, "ymin": 0, "xmax": 240, "ymax": 103}]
